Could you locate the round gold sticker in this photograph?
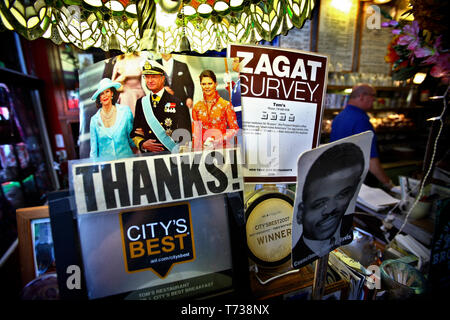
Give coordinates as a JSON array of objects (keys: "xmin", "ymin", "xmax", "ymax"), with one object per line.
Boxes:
[{"xmin": 245, "ymin": 189, "xmax": 294, "ymax": 267}]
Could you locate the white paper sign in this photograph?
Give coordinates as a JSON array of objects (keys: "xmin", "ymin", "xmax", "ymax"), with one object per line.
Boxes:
[
  {"xmin": 228, "ymin": 44, "xmax": 328, "ymax": 183},
  {"xmin": 71, "ymin": 148, "xmax": 243, "ymax": 214}
]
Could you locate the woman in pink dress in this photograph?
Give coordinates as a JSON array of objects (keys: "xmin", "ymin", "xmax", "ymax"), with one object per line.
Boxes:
[
  {"xmin": 112, "ymin": 52, "xmax": 147, "ymax": 116},
  {"xmin": 192, "ymin": 70, "xmax": 239, "ymax": 150}
]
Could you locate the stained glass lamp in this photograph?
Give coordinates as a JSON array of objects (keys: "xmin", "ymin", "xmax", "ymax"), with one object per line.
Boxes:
[{"xmin": 0, "ymin": 0, "xmax": 315, "ymax": 53}]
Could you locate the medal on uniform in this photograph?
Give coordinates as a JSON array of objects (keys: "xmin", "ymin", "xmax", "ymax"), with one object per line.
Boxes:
[
  {"xmin": 164, "ymin": 102, "xmax": 176, "ymax": 113},
  {"xmin": 164, "ymin": 118, "xmax": 173, "ymax": 136},
  {"xmin": 152, "ymin": 94, "xmax": 159, "ymax": 108}
]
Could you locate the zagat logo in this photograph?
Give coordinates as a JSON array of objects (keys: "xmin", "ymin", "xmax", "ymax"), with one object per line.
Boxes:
[{"xmin": 119, "ymin": 202, "xmax": 195, "ymax": 278}]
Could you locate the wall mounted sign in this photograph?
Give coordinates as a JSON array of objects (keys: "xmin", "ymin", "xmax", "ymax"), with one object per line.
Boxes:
[
  {"xmin": 358, "ymin": 5, "xmax": 393, "ymax": 75},
  {"xmin": 280, "ymin": 20, "xmax": 312, "ymax": 52},
  {"xmin": 317, "ymin": 0, "xmax": 358, "ymax": 72},
  {"xmin": 228, "ymin": 44, "xmax": 328, "ymax": 183}
]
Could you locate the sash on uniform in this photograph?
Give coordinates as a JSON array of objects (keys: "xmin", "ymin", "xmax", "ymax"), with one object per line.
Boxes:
[{"xmin": 142, "ymin": 95, "xmax": 178, "ymax": 153}]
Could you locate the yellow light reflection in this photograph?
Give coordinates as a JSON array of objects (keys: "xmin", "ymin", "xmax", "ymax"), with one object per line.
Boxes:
[
  {"xmin": 413, "ymin": 72, "xmax": 426, "ymax": 84},
  {"xmin": 331, "ymin": 0, "xmax": 352, "ymax": 13},
  {"xmin": 155, "ymin": 3, "xmax": 177, "ymax": 29}
]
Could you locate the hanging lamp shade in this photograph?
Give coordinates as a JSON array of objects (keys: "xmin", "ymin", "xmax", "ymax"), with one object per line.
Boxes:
[{"xmin": 0, "ymin": 0, "xmax": 316, "ymax": 53}]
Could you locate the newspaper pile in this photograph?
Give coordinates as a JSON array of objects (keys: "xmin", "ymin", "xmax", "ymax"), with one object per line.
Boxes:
[{"xmin": 328, "ymin": 249, "xmax": 372, "ymax": 300}]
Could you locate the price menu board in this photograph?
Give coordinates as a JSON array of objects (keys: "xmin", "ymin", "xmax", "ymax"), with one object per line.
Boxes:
[
  {"xmin": 280, "ymin": 19, "xmax": 312, "ymax": 52},
  {"xmin": 317, "ymin": 0, "xmax": 358, "ymax": 71},
  {"xmin": 359, "ymin": 6, "xmax": 393, "ymax": 74}
]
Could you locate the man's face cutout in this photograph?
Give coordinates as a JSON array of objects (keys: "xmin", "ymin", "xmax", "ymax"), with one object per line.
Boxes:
[
  {"xmin": 144, "ymin": 74, "xmax": 165, "ymax": 93},
  {"xmin": 297, "ymin": 166, "xmax": 361, "ymax": 241}
]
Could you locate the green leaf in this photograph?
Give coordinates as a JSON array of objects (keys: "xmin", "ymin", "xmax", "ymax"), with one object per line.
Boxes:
[
  {"xmin": 380, "ymin": 8, "xmax": 392, "ymax": 20},
  {"xmin": 392, "ymin": 66, "xmax": 417, "ymax": 80}
]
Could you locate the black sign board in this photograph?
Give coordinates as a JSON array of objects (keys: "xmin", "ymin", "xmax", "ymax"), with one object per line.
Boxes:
[{"xmin": 120, "ymin": 202, "xmax": 195, "ymax": 278}]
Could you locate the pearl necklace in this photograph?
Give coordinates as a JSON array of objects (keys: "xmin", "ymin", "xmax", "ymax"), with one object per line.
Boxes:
[{"xmin": 101, "ymin": 105, "xmax": 116, "ymax": 120}]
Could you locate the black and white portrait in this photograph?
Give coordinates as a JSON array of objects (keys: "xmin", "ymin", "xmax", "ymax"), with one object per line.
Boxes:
[{"xmin": 291, "ymin": 131, "xmax": 373, "ymax": 269}]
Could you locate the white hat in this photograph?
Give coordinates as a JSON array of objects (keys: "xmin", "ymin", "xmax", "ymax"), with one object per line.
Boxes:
[
  {"xmin": 142, "ymin": 59, "xmax": 166, "ymax": 75},
  {"xmin": 91, "ymin": 78, "xmax": 121, "ymax": 101}
]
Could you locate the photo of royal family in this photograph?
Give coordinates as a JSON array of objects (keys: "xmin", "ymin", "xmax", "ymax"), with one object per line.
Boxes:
[
  {"xmin": 78, "ymin": 51, "xmax": 242, "ymax": 161},
  {"xmin": 291, "ymin": 132, "xmax": 373, "ymax": 269}
]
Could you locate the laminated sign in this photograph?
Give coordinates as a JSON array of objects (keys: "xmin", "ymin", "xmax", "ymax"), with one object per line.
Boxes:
[
  {"xmin": 71, "ymin": 148, "xmax": 243, "ymax": 214},
  {"xmin": 76, "ymin": 195, "xmax": 234, "ymax": 300},
  {"xmin": 120, "ymin": 203, "xmax": 195, "ymax": 278},
  {"xmin": 228, "ymin": 44, "xmax": 328, "ymax": 183}
]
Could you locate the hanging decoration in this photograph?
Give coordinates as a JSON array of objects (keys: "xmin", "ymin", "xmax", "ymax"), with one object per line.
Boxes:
[
  {"xmin": 0, "ymin": 1, "xmax": 140, "ymax": 52},
  {"xmin": 0, "ymin": 0, "xmax": 315, "ymax": 54}
]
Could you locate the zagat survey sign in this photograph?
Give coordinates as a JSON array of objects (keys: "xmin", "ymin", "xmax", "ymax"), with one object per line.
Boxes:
[
  {"xmin": 71, "ymin": 148, "xmax": 243, "ymax": 214},
  {"xmin": 120, "ymin": 203, "xmax": 195, "ymax": 278},
  {"xmin": 228, "ymin": 44, "xmax": 328, "ymax": 183}
]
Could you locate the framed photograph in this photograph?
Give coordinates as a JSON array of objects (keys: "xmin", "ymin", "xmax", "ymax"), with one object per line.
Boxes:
[{"xmin": 16, "ymin": 206, "xmax": 55, "ymax": 286}]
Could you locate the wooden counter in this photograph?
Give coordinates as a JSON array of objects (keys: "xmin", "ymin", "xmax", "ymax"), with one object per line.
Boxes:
[{"xmin": 249, "ymin": 262, "xmax": 349, "ymax": 300}]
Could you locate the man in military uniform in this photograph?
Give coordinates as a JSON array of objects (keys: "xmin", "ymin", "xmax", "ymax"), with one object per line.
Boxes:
[{"xmin": 131, "ymin": 60, "xmax": 192, "ymax": 153}]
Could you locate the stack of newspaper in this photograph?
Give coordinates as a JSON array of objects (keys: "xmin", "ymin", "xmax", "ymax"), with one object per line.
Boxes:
[
  {"xmin": 328, "ymin": 249, "xmax": 372, "ymax": 300},
  {"xmin": 357, "ymin": 184, "xmax": 400, "ymax": 212}
]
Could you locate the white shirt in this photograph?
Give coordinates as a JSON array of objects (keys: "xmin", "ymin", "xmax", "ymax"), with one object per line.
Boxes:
[
  {"xmin": 161, "ymin": 58, "xmax": 174, "ymax": 85},
  {"xmin": 151, "ymin": 87, "xmax": 165, "ymax": 99},
  {"xmin": 303, "ymin": 221, "xmax": 343, "ymax": 257}
]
